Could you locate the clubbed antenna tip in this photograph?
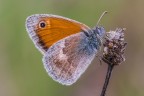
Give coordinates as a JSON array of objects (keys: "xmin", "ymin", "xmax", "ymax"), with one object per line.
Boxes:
[{"xmin": 96, "ymin": 11, "xmax": 108, "ymax": 26}]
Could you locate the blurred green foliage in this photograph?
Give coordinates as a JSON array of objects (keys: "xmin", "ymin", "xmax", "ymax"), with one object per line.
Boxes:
[{"xmin": 0, "ymin": 0, "xmax": 144, "ymax": 96}]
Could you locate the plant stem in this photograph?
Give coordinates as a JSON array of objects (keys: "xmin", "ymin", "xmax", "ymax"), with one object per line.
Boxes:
[{"xmin": 100, "ymin": 64, "xmax": 114, "ymax": 96}]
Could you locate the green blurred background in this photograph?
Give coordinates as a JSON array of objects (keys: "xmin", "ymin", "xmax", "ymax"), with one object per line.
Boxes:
[{"xmin": 0, "ymin": 0, "xmax": 144, "ymax": 96}]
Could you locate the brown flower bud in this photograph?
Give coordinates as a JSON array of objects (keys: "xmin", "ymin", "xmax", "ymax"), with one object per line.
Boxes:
[{"xmin": 102, "ymin": 28, "xmax": 127, "ymax": 65}]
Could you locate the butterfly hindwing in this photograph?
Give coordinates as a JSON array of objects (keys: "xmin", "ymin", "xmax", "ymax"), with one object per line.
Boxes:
[{"xmin": 42, "ymin": 32, "xmax": 98, "ymax": 85}]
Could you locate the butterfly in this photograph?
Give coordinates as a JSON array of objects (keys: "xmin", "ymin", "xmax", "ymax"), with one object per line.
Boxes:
[{"xmin": 25, "ymin": 11, "xmax": 107, "ymax": 85}]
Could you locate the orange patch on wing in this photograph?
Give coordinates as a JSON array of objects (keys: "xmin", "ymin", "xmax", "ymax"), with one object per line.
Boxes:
[{"xmin": 35, "ymin": 17, "xmax": 89, "ymax": 51}]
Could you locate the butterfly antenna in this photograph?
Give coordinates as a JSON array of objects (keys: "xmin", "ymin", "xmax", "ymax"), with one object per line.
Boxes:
[{"xmin": 96, "ymin": 11, "xmax": 108, "ymax": 26}]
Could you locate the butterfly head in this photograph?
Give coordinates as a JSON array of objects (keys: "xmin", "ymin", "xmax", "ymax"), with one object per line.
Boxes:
[
  {"xmin": 93, "ymin": 26, "xmax": 105, "ymax": 38},
  {"xmin": 88, "ymin": 26, "xmax": 105, "ymax": 51}
]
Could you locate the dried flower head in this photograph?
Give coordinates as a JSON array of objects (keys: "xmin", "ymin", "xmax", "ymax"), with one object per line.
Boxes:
[{"xmin": 102, "ymin": 28, "xmax": 127, "ymax": 65}]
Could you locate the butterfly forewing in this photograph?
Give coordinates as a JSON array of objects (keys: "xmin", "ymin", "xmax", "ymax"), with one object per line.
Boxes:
[{"xmin": 26, "ymin": 14, "xmax": 90, "ymax": 54}]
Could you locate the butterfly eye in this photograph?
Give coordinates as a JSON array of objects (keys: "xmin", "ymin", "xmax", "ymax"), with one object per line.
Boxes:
[{"xmin": 39, "ymin": 21, "xmax": 46, "ymax": 28}]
